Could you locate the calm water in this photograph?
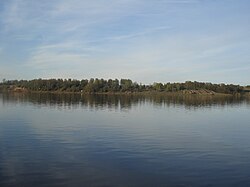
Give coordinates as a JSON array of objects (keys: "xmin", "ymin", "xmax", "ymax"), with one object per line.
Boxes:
[{"xmin": 0, "ymin": 92, "xmax": 250, "ymax": 187}]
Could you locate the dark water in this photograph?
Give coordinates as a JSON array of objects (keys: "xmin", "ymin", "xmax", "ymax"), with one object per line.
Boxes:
[{"xmin": 1, "ymin": 92, "xmax": 250, "ymax": 187}]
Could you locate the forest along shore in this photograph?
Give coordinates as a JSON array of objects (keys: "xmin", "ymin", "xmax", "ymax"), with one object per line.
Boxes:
[{"xmin": 0, "ymin": 78, "xmax": 249, "ymax": 96}]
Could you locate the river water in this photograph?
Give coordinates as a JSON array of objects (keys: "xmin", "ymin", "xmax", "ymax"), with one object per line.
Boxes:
[{"xmin": 0, "ymin": 92, "xmax": 250, "ymax": 187}]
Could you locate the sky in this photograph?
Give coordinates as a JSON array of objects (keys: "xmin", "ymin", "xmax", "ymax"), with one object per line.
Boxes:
[{"xmin": 0, "ymin": 0, "xmax": 249, "ymax": 85}]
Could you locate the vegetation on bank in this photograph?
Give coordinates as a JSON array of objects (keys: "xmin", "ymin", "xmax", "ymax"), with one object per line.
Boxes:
[{"xmin": 0, "ymin": 78, "xmax": 246, "ymax": 95}]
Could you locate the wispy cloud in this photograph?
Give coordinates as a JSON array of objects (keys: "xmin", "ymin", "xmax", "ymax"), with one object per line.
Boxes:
[
  {"xmin": 26, "ymin": 45, "xmax": 89, "ymax": 70},
  {"xmin": 106, "ymin": 26, "xmax": 172, "ymax": 41}
]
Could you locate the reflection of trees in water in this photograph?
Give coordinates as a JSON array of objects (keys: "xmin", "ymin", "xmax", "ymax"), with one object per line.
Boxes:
[
  {"xmin": 1, "ymin": 92, "xmax": 249, "ymax": 110},
  {"xmin": 146, "ymin": 94, "xmax": 248, "ymax": 109}
]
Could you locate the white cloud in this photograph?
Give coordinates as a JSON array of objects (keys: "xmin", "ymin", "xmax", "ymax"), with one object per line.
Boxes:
[
  {"xmin": 23, "ymin": 27, "xmax": 250, "ymax": 84},
  {"xmin": 27, "ymin": 50, "xmax": 88, "ymax": 70}
]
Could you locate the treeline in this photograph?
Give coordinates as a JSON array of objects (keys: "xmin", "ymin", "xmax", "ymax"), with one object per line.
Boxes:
[{"xmin": 0, "ymin": 78, "xmax": 244, "ymax": 94}]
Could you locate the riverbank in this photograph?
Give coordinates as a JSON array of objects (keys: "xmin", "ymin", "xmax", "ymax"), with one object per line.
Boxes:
[
  {"xmin": 0, "ymin": 86, "xmax": 243, "ymax": 97},
  {"xmin": 1, "ymin": 79, "xmax": 245, "ymax": 96}
]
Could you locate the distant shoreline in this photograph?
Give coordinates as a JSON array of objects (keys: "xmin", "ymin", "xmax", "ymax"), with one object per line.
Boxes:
[
  {"xmin": 0, "ymin": 87, "xmax": 246, "ymax": 97},
  {"xmin": 0, "ymin": 78, "xmax": 249, "ymax": 96}
]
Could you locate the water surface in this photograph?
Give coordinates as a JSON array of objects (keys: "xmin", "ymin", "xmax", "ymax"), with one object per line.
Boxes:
[{"xmin": 1, "ymin": 92, "xmax": 250, "ymax": 187}]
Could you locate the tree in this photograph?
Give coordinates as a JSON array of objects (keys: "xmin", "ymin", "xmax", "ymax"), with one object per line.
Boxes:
[{"xmin": 120, "ymin": 79, "xmax": 133, "ymax": 91}]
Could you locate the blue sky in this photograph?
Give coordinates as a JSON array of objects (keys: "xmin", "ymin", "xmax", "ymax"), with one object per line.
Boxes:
[{"xmin": 0, "ymin": 0, "xmax": 249, "ymax": 85}]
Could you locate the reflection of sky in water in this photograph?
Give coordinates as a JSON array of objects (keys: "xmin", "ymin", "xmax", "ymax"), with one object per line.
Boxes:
[{"xmin": 0, "ymin": 93, "xmax": 250, "ymax": 187}]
